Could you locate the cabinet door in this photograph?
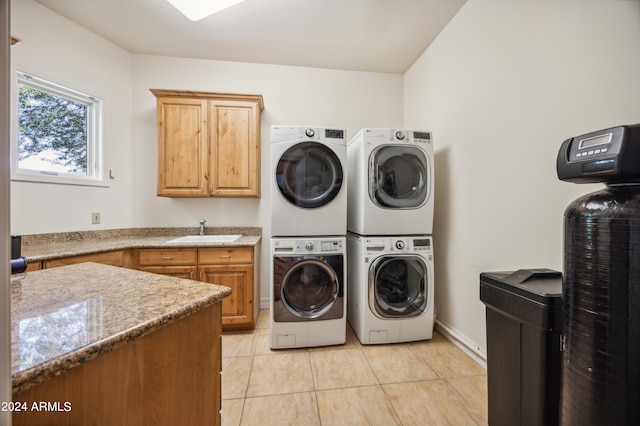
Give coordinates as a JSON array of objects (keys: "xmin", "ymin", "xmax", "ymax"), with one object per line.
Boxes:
[
  {"xmin": 156, "ymin": 97, "xmax": 209, "ymax": 197},
  {"xmin": 209, "ymin": 100, "xmax": 260, "ymax": 197},
  {"xmin": 200, "ymin": 264, "xmax": 255, "ymax": 329}
]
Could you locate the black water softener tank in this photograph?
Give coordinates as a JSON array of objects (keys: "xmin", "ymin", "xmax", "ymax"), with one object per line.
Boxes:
[{"xmin": 557, "ymin": 124, "xmax": 640, "ymax": 425}]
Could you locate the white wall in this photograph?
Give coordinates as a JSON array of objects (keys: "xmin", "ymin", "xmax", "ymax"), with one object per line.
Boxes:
[
  {"xmin": 404, "ymin": 0, "xmax": 640, "ymax": 355},
  {"xmin": 10, "ymin": 0, "xmax": 133, "ymax": 234},
  {"xmin": 132, "ymin": 55, "xmax": 403, "ymax": 307}
]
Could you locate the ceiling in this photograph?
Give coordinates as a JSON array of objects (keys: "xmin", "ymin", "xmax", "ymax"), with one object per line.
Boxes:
[{"xmin": 34, "ymin": 0, "xmax": 467, "ymax": 74}]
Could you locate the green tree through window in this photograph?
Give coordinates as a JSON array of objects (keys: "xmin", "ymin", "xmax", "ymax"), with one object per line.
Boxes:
[{"xmin": 18, "ymin": 85, "xmax": 88, "ymax": 174}]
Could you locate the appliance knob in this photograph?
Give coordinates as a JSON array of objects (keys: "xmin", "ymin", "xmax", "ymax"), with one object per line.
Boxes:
[
  {"xmin": 395, "ymin": 131, "xmax": 405, "ymax": 140},
  {"xmin": 395, "ymin": 240, "xmax": 405, "ymax": 250},
  {"xmin": 305, "ymin": 242, "xmax": 314, "ymax": 251},
  {"xmin": 305, "ymin": 128, "xmax": 315, "ymax": 137}
]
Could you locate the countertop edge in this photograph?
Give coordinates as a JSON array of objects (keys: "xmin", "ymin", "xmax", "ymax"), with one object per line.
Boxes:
[
  {"xmin": 12, "ymin": 285, "xmax": 232, "ymax": 395},
  {"xmin": 23, "ymin": 235, "xmax": 262, "ymax": 263}
]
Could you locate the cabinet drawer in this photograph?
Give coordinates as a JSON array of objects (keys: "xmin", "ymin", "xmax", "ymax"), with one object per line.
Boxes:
[
  {"xmin": 139, "ymin": 248, "xmax": 197, "ymax": 266},
  {"xmin": 198, "ymin": 247, "xmax": 252, "ymax": 264}
]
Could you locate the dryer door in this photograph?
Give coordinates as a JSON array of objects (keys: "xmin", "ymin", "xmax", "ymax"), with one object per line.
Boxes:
[
  {"xmin": 276, "ymin": 142, "xmax": 343, "ymax": 209},
  {"xmin": 369, "ymin": 146, "xmax": 429, "ymax": 209},
  {"xmin": 369, "ymin": 255, "xmax": 428, "ymax": 318},
  {"xmin": 274, "ymin": 255, "xmax": 344, "ymax": 320}
]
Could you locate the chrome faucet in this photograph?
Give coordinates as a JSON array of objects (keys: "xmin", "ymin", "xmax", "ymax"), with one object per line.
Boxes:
[{"xmin": 199, "ymin": 219, "xmax": 206, "ymax": 236}]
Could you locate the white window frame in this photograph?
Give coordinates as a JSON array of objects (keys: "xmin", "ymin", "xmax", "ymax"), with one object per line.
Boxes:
[{"xmin": 11, "ymin": 70, "xmax": 106, "ymax": 187}]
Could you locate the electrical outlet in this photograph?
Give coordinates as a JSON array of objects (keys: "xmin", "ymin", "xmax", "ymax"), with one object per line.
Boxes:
[{"xmin": 91, "ymin": 212, "xmax": 101, "ymax": 224}]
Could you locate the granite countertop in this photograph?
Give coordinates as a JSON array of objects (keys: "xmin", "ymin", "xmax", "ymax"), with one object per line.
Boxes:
[
  {"xmin": 11, "ymin": 262, "xmax": 232, "ymax": 394},
  {"xmin": 20, "ymin": 227, "xmax": 262, "ymax": 262}
]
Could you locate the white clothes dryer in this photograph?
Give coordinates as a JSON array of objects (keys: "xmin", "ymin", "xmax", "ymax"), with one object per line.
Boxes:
[
  {"xmin": 347, "ymin": 233, "xmax": 434, "ymax": 344},
  {"xmin": 347, "ymin": 128, "xmax": 434, "ymax": 236},
  {"xmin": 271, "ymin": 126, "xmax": 347, "ymax": 237},
  {"xmin": 270, "ymin": 236, "xmax": 346, "ymax": 349}
]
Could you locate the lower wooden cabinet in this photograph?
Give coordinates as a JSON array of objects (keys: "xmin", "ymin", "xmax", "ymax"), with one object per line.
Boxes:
[
  {"xmin": 198, "ymin": 247, "xmax": 256, "ymax": 330},
  {"xmin": 136, "ymin": 246, "xmax": 258, "ymax": 330}
]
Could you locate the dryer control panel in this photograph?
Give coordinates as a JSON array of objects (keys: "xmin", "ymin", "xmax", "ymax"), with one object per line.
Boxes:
[
  {"xmin": 273, "ymin": 238, "xmax": 344, "ymax": 254},
  {"xmin": 393, "ymin": 130, "xmax": 432, "ymax": 144},
  {"xmin": 557, "ymin": 124, "xmax": 640, "ymax": 184}
]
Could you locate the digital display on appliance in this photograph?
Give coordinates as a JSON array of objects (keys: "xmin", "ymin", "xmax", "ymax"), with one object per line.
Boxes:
[
  {"xmin": 413, "ymin": 132, "xmax": 431, "ymax": 140},
  {"xmin": 325, "ymin": 129, "xmax": 344, "ymax": 139},
  {"xmin": 579, "ymin": 133, "xmax": 612, "ymax": 150},
  {"xmin": 413, "ymin": 239, "xmax": 431, "ymax": 247}
]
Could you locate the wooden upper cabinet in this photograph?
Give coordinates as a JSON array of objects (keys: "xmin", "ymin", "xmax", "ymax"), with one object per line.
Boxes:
[
  {"xmin": 151, "ymin": 89, "xmax": 264, "ymax": 198},
  {"xmin": 156, "ymin": 97, "xmax": 209, "ymax": 197}
]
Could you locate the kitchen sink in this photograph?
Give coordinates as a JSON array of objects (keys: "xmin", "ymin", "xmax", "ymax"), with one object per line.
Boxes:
[{"xmin": 167, "ymin": 235, "xmax": 242, "ymax": 243}]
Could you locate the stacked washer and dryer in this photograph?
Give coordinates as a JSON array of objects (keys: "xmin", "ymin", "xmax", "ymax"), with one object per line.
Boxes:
[
  {"xmin": 347, "ymin": 128, "xmax": 436, "ymax": 344},
  {"xmin": 269, "ymin": 126, "xmax": 348, "ymax": 349}
]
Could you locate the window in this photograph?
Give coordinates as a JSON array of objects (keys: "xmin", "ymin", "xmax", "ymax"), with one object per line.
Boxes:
[{"xmin": 12, "ymin": 71, "xmax": 104, "ymax": 186}]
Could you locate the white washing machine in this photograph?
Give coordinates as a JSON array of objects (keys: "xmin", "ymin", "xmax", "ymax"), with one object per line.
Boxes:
[
  {"xmin": 347, "ymin": 233, "xmax": 434, "ymax": 344},
  {"xmin": 270, "ymin": 236, "xmax": 346, "ymax": 349},
  {"xmin": 271, "ymin": 126, "xmax": 347, "ymax": 237},
  {"xmin": 347, "ymin": 128, "xmax": 434, "ymax": 236}
]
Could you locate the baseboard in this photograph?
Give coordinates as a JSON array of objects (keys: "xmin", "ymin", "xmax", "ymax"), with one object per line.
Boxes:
[
  {"xmin": 260, "ymin": 296, "xmax": 270, "ymax": 310},
  {"xmin": 435, "ymin": 318, "xmax": 487, "ymax": 369}
]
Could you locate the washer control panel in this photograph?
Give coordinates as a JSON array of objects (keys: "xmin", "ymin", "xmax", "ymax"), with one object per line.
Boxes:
[
  {"xmin": 361, "ymin": 128, "xmax": 432, "ymax": 145},
  {"xmin": 363, "ymin": 236, "xmax": 432, "ymax": 254}
]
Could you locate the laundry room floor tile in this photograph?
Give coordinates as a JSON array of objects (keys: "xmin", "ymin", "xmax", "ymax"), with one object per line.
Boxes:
[
  {"xmin": 309, "ymin": 348, "xmax": 378, "ymax": 390},
  {"xmin": 220, "ymin": 310, "xmax": 488, "ymax": 426},
  {"xmin": 408, "ymin": 339, "xmax": 487, "ymax": 378},
  {"xmin": 221, "ymin": 356, "xmax": 253, "ymax": 400},
  {"xmin": 241, "ymin": 392, "xmax": 320, "ymax": 426},
  {"xmin": 383, "ymin": 380, "xmax": 477, "ymax": 425},
  {"xmin": 246, "ymin": 352, "xmax": 315, "ymax": 397},
  {"xmin": 255, "ymin": 309, "xmax": 270, "ymax": 329},
  {"xmin": 316, "ymin": 385, "xmax": 401, "ymax": 426},
  {"xmin": 221, "ymin": 399, "xmax": 244, "ymax": 426},
  {"xmin": 362, "ymin": 344, "xmax": 439, "ymax": 383},
  {"xmin": 222, "ymin": 331, "xmax": 256, "ymax": 358},
  {"xmin": 446, "ymin": 375, "xmax": 489, "ymax": 425}
]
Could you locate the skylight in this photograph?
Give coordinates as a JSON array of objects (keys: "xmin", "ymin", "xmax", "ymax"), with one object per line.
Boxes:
[{"xmin": 165, "ymin": 0, "xmax": 246, "ymax": 21}]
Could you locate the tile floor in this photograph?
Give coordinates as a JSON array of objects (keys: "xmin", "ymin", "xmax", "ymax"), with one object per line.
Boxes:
[{"xmin": 221, "ymin": 310, "xmax": 488, "ymax": 425}]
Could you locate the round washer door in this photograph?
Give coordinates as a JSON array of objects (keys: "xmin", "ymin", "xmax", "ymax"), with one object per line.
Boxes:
[
  {"xmin": 369, "ymin": 255, "xmax": 428, "ymax": 318},
  {"xmin": 281, "ymin": 258, "xmax": 339, "ymax": 319},
  {"xmin": 276, "ymin": 142, "xmax": 343, "ymax": 209},
  {"xmin": 369, "ymin": 145, "xmax": 429, "ymax": 209}
]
